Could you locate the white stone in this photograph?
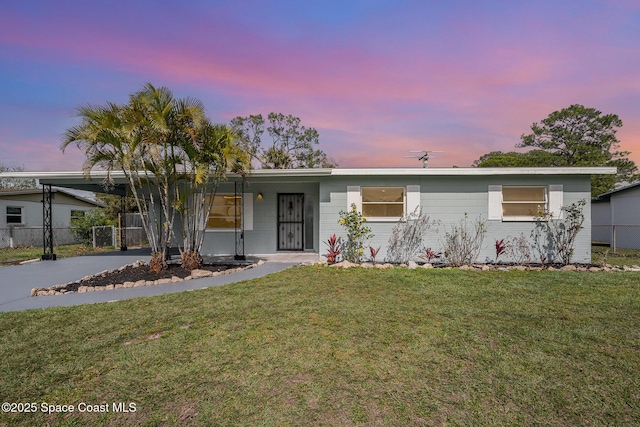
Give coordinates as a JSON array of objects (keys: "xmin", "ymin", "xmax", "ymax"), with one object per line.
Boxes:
[
  {"xmin": 422, "ymin": 263, "xmax": 434, "ymax": 269},
  {"xmin": 191, "ymin": 269, "xmax": 213, "ymax": 278},
  {"xmin": 407, "ymin": 261, "xmax": 418, "ymax": 269}
]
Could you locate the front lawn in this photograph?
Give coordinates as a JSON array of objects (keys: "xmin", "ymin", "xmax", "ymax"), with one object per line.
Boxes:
[
  {"xmin": 1, "ymin": 267, "xmax": 639, "ymax": 426},
  {"xmin": 592, "ymin": 244, "xmax": 640, "ymax": 266},
  {"xmin": 0, "ymin": 244, "xmax": 113, "ymax": 266}
]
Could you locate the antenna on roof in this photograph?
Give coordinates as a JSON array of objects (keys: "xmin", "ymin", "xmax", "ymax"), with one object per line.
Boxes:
[{"xmin": 404, "ymin": 150, "xmax": 444, "ymax": 168}]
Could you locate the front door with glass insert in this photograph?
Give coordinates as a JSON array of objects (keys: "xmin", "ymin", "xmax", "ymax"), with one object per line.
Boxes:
[{"xmin": 278, "ymin": 193, "xmax": 304, "ymax": 250}]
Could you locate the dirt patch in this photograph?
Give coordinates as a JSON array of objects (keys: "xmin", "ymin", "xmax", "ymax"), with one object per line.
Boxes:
[
  {"xmin": 31, "ymin": 259, "xmax": 263, "ymax": 296},
  {"xmin": 62, "ymin": 263, "xmax": 234, "ymax": 292}
]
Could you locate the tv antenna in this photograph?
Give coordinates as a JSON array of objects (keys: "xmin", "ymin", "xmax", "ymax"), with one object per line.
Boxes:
[{"xmin": 404, "ymin": 150, "xmax": 443, "ymax": 168}]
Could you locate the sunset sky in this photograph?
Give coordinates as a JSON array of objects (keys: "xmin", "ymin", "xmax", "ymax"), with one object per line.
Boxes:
[{"xmin": 1, "ymin": 0, "xmax": 639, "ymax": 171}]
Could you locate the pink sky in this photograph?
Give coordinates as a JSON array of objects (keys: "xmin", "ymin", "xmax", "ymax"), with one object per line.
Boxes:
[{"xmin": 1, "ymin": 0, "xmax": 639, "ymax": 171}]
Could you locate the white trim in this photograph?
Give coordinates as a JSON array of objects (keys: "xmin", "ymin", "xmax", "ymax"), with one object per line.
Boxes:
[
  {"xmin": 347, "ymin": 186, "xmax": 361, "ymax": 212},
  {"xmin": 243, "ymin": 193, "xmax": 253, "ymax": 231},
  {"xmin": 487, "ymin": 185, "xmax": 502, "ymax": 220},
  {"xmin": 406, "ymin": 185, "xmax": 421, "ymax": 219},
  {"xmin": 548, "ymin": 185, "xmax": 563, "ymax": 219},
  {"xmin": 489, "ymin": 185, "xmax": 562, "ymax": 222},
  {"xmin": 0, "ymin": 167, "xmax": 617, "ymax": 182},
  {"xmin": 330, "ymin": 167, "xmax": 616, "ymax": 176}
]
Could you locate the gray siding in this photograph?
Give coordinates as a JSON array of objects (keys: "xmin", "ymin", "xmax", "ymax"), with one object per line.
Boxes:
[
  {"xmin": 320, "ymin": 175, "xmax": 592, "ymax": 264},
  {"xmin": 201, "ymin": 181, "xmax": 320, "ymax": 256},
  {"xmin": 591, "ymin": 201, "xmax": 611, "ymax": 244},
  {"xmin": 610, "ymin": 186, "xmax": 640, "ymax": 249}
]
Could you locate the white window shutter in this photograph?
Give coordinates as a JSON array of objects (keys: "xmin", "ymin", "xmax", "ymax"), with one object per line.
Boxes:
[
  {"xmin": 347, "ymin": 186, "xmax": 362, "ymax": 212},
  {"xmin": 406, "ymin": 185, "xmax": 421, "ymax": 218},
  {"xmin": 548, "ymin": 185, "xmax": 563, "ymax": 219},
  {"xmin": 488, "ymin": 185, "xmax": 502, "ymax": 220},
  {"xmin": 243, "ymin": 193, "xmax": 253, "ymax": 231}
]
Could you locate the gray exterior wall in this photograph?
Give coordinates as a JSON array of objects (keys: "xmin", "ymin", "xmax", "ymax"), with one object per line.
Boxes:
[
  {"xmin": 200, "ymin": 180, "xmax": 320, "ymax": 256},
  {"xmin": 319, "ymin": 174, "xmax": 592, "ymax": 264},
  {"xmin": 591, "ymin": 186, "xmax": 640, "ymax": 250},
  {"xmin": 591, "ymin": 200, "xmax": 611, "ymax": 244},
  {"xmin": 0, "ymin": 192, "xmax": 97, "ymax": 228}
]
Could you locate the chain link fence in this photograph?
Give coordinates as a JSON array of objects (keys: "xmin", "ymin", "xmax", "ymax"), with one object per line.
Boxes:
[
  {"xmin": 0, "ymin": 227, "xmax": 79, "ymax": 249},
  {"xmin": 592, "ymin": 225, "xmax": 640, "ymax": 251}
]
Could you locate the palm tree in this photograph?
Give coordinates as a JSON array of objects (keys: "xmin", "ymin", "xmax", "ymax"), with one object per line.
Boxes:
[
  {"xmin": 178, "ymin": 121, "xmax": 249, "ymax": 269},
  {"xmin": 62, "ymin": 83, "xmax": 215, "ymax": 272}
]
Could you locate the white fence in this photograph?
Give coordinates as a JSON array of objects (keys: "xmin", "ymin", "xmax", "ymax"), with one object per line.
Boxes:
[
  {"xmin": 592, "ymin": 225, "xmax": 640, "ymax": 251},
  {"xmin": 0, "ymin": 227, "xmax": 79, "ymax": 249}
]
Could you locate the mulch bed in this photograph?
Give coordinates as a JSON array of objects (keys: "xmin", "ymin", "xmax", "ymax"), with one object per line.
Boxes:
[{"xmin": 63, "ymin": 264, "xmax": 234, "ymax": 292}]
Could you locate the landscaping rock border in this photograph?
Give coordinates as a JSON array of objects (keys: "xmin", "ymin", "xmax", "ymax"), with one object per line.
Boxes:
[
  {"xmin": 316, "ymin": 259, "xmax": 640, "ymax": 272},
  {"xmin": 30, "ymin": 259, "xmax": 265, "ymax": 297}
]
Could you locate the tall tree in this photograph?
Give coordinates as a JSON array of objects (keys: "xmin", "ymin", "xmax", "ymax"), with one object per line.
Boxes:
[
  {"xmin": 177, "ymin": 121, "xmax": 248, "ymax": 269},
  {"xmin": 230, "ymin": 113, "xmax": 336, "ymax": 169},
  {"xmin": 474, "ymin": 105, "xmax": 638, "ymax": 195},
  {"xmin": 519, "ymin": 104, "xmax": 637, "ymax": 195},
  {"xmin": 472, "ymin": 150, "xmax": 562, "ymax": 168}
]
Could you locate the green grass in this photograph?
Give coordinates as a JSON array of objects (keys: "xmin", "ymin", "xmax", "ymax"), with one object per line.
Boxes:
[
  {"xmin": 592, "ymin": 244, "xmax": 640, "ymax": 267},
  {"xmin": 2, "ymin": 267, "xmax": 640, "ymax": 426},
  {"xmin": 0, "ymin": 244, "xmax": 113, "ymax": 266}
]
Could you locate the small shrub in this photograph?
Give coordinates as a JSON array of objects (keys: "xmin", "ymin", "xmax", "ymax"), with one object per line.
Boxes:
[
  {"xmin": 70, "ymin": 209, "xmax": 112, "ymax": 245},
  {"xmin": 325, "ymin": 234, "xmax": 342, "ymax": 264},
  {"xmin": 441, "ymin": 214, "xmax": 487, "ymax": 266},
  {"xmin": 419, "ymin": 247, "xmax": 441, "ymax": 263},
  {"xmin": 386, "ymin": 207, "xmax": 436, "ymax": 264},
  {"xmin": 505, "ymin": 234, "xmax": 532, "ymax": 265},
  {"xmin": 532, "ymin": 200, "xmax": 586, "ymax": 265},
  {"xmin": 495, "ymin": 239, "xmax": 507, "ymax": 264},
  {"xmin": 338, "ymin": 204, "xmax": 372, "ymax": 263},
  {"xmin": 369, "ymin": 246, "xmax": 381, "ymax": 263}
]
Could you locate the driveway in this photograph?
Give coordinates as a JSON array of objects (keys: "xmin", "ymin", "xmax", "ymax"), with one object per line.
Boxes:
[{"xmin": 0, "ymin": 249, "xmax": 316, "ymax": 312}]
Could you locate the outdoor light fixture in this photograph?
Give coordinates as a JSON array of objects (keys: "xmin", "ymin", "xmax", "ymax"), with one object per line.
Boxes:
[{"xmin": 257, "ymin": 193, "xmax": 263, "ymax": 200}]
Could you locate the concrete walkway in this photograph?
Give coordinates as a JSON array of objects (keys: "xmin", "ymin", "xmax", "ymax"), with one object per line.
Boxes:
[{"xmin": 0, "ymin": 250, "xmax": 318, "ymax": 313}]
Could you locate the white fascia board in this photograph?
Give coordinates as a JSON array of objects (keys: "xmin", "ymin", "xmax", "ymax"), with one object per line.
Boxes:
[
  {"xmin": 330, "ymin": 167, "xmax": 617, "ymax": 176},
  {"xmin": 0, "ymin": 166, "xmax": 616, "ymax": 181}
]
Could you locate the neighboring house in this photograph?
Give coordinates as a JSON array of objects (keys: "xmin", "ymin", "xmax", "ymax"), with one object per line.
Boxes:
[
  {"xmin": 592, "ymin": 182, "xmax": 640, "ymax": 250},
  {"xmin": 0, "ymin": 167, "xmax": 615, "ymax": 263},
  {"xmin": 0, "ymin": 188, "xmax": 103, "ymax": 248}
]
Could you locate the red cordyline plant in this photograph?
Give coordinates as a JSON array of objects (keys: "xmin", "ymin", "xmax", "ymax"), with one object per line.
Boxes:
[
  {"xmin": 419, "ymin": 247, "xmax": 441, "ymax": 263},
  {"xmin": 495, "ymin": 239, "xmax": 507, "ymax": 264},
  {"xmin": 325, "ymin": 234, "xmax": 342, "ymax": 264},
  {"xmin": 369, "ymin": 246, "xmax": 381, "ymax": 263}
]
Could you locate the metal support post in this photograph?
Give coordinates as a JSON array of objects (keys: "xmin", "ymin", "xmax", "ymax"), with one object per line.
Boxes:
[
  {"xmin": 119, "ymin": 195, "xmax": 128, "ymax": 251},
  {"xmin": 41, "ymin": 184, "xmax": 56, "ymax": 260},
  {"xmin": 234, "ymin": 181, "xmax": 245, "ymax": 260}
]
